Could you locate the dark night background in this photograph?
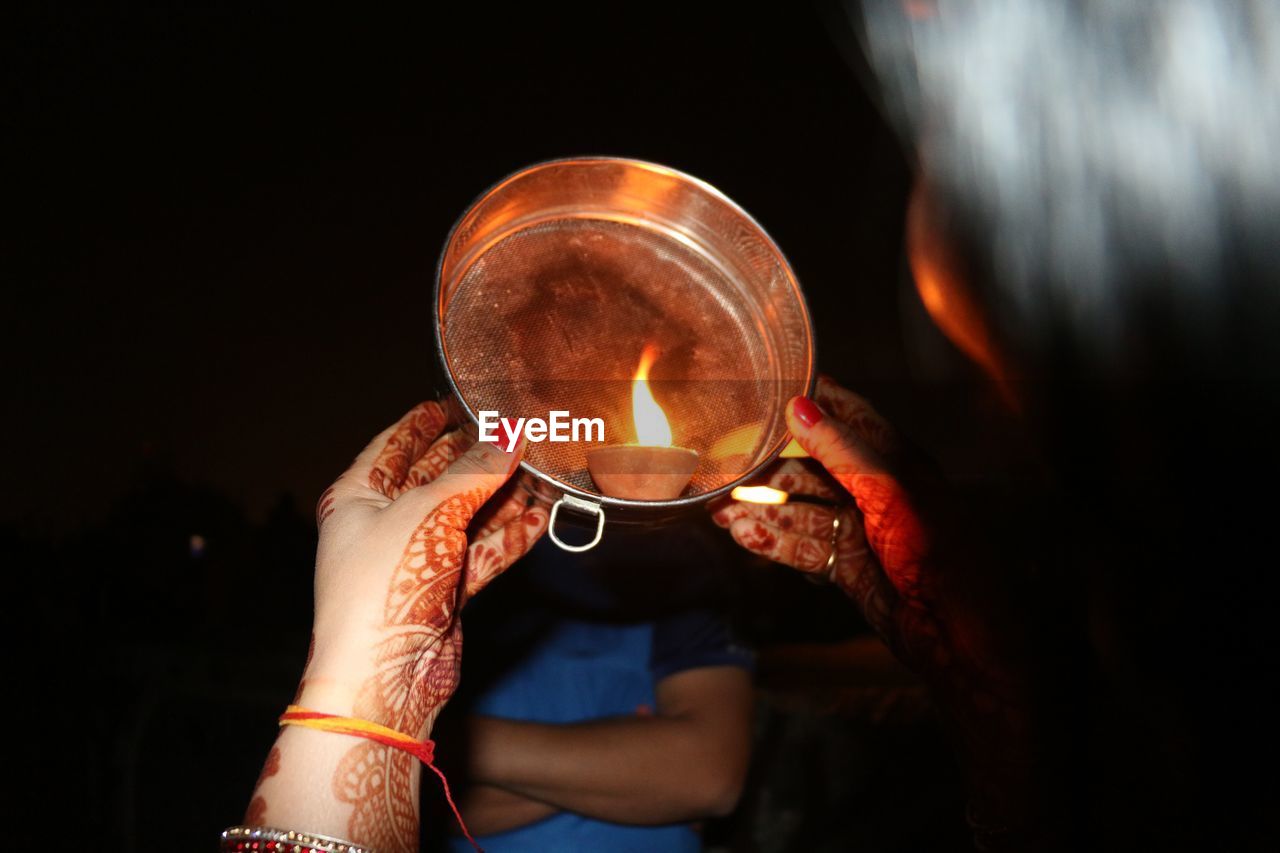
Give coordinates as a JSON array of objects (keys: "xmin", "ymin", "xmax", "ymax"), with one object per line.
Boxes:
[{"xmin": 11, "ymin": 3, "xmax": 1248, "ymax": 851}]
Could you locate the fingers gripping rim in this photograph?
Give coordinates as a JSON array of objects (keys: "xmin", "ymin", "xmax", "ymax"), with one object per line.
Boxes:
[{"xmin": 547, "ymin": 494, "xmax": 606, "ymax": 553}]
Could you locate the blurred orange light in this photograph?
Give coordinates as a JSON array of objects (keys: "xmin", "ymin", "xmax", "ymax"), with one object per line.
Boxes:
[{"xmin": 731, "ymin": 485, "xmax": 789, "ymax": 505}]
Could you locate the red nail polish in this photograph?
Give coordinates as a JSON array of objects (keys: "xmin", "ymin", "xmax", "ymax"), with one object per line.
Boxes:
[{"xmin": 791, "ymin": 396, "xmax": 824, "ymax": 428}]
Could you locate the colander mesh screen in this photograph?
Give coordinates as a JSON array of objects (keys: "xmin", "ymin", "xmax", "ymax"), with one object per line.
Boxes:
[{"xmin": 438, "ymin": 160, "xmax": 811, "ymax": 502}]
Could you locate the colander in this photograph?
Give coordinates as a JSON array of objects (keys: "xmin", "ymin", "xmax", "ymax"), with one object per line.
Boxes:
[{"xmin": 434, "ymin": 157, "xmax": 814, "ymax": 551}]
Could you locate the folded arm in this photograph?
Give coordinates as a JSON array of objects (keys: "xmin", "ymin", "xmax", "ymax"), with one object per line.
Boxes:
[{"xmin": 463, "ymin": 665, "xmax": 753, "ymax": 829}]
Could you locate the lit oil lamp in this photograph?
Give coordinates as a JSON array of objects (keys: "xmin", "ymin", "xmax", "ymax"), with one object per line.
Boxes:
[{"xmin": 586, "ymin": 344, "xmax": 699, "ymax": 500}]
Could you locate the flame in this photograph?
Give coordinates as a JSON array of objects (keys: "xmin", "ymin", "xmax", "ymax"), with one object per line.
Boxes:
[
  {"xmin": 632, "ymin": 343, "xmax": 672, "ymax": 446},
  {"xmin": 731, "ymin": 485, "xmax": 789, "ymax": 505}
]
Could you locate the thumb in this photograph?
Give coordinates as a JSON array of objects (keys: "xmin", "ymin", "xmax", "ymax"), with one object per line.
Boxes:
[
  {"xmin": 786, "ymin": 396, "xmax": 929, "ymax": 597},
  {"xmin": 392, "ymin": 437, "xmax": 524, "ymax": 532},
  {"xmin": 784, "ymin": 396, "xmax": 889, "ymax": 492}
]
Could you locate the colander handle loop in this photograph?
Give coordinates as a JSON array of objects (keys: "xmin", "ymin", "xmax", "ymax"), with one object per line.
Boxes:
[{"xmin": 547, "ymin": 494, "xmax": 606, "ymax": 553}]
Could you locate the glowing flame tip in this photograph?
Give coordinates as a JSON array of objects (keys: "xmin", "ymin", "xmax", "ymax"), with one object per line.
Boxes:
[{"xmin": 632, "ymin": 344, "xmax": 672, "ymax": 447}]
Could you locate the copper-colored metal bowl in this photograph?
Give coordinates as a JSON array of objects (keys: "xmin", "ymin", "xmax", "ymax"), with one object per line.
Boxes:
[{"xmin": 434, "ymin": 157, "xmax": 813, "ymax": 550}]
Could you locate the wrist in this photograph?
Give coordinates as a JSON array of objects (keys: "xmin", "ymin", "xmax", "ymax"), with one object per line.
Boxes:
[
  {"xmin": 302, "ymin": 625, "xmax": 450, "ymax": 701},
  {"xmin": 296, "ymin": 639, "xmax": 460, "ymax": 742},
  {"xmin": 291, "ymin": 675, "xmax": 447, "ymax": 742},
  {"xmin": 292, "ymin": 672, "xmax": 366, "ymax": 717}
]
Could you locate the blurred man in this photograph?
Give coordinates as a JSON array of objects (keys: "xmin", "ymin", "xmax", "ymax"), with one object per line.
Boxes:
[{"xmin": 436, "ymin": 521, "xmax": 754, "ymax": 852}]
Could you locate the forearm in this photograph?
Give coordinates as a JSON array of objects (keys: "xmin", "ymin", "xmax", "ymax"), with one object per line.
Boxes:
[
  {"xmin": 232, "ymin": 401, "xmax": 544, "ymax": 851},
  {"xmin": 246, "ymin": 724, "xmax": 424, "ymax": 845},
  {"xmin": 241, "ymin": 642, "xmax": 451, "ymax": 853},
  {"xmin": 468, "ymin": 715, "xmax": 744, "ymax": 824},
  {"xmin": 458, "ymin": 783, "xmax": 558, "ymax": 836}
]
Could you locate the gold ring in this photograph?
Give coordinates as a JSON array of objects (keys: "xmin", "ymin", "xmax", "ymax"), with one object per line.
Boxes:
[{"xmin": 825, "ymin": 512, "xmax": 841, "ymax": 570}]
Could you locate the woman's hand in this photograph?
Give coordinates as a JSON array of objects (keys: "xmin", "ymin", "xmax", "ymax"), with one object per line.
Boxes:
[
  {"xmin": 303, "ymin": 399, "xmax": 548, "ymax": 730},
  {"xmin": 711, "ymin": 377, "xmax": 1039, "ymax": 844},
  {"xmin": 711, "ymin": 376, "xmax": 1022, "ymax": 706},
  {"xmin": 244, "ymin": 400, "xmax": 549, "ymax": 852}
]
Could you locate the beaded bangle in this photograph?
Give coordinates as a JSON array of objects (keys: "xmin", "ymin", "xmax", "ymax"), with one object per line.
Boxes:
[{"xmin": 220, "ymin": 825, "xmax": 374, "ymax": 853}]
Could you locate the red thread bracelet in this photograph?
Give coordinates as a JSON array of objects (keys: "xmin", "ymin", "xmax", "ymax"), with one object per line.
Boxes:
[{"xmin": 279, "ymin": 705, "xmax": 481, "ymax": 852}]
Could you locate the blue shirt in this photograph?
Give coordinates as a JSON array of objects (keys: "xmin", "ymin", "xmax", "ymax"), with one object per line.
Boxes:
[{"xmin": 444, "ymin": 523, "xmax": 753, "ymax": 852}]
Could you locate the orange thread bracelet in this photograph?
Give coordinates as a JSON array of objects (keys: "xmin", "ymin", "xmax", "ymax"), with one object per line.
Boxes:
[{"xmin": 279, "ymin": 705, "xmax": 481, "ymax": 852}]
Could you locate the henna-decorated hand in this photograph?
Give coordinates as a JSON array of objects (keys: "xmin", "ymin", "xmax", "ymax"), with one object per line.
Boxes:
[
  {"xmin": 246, "ymin": 400, "xmax": 549, "ymax": 851},
  {"xmin": 712, "ymin": 377, "xmax": 1042, "ymax": 846},
  {"xmin": 304, "ymin": 398, "xmax": 550, "ymax": 734},
  {"xmin": 711, "ymin": 376, "xmax": 1021, "ymax": 708}
]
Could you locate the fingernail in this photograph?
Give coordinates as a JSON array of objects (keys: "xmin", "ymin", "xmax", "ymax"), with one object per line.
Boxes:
[{"xmin": 790, "ymin": 396, "xmax": 824, "ymax": 428}]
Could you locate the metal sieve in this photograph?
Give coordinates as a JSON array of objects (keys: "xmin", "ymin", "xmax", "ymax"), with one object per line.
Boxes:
[{"xmin": 434, "ymin": 157, "xmax": 813, "ymax": 551}]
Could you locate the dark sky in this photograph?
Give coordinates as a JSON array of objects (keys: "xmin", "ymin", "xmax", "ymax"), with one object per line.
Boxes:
[{"xmin": 8, "ymin": 4, "xmax": 925, "ymax": 534}]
